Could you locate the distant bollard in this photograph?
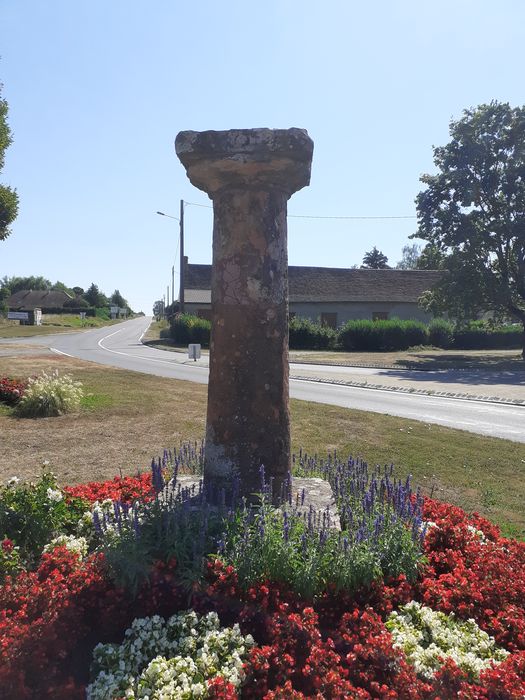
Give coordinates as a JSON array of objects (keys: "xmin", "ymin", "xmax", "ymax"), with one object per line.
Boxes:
[{"xmin": 188, "ymin": 344, "xmax": 201, "ymax": 362}]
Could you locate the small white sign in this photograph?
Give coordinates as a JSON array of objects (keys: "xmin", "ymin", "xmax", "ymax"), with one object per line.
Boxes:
[
  {"xmin": 7, "ymin": 311, "xmax": 29, "ymax": 320},
  {"xmin": 188, "ymin": 343, "xmax": 201, "ymax": 361}
]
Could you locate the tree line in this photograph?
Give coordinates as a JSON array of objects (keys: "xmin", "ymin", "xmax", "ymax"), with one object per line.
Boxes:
[{"xmin": 0, "ymin": 276, "xmax": 131, "ymax": 313}]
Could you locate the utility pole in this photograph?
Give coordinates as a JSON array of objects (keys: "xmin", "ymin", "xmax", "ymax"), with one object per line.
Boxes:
[
  {"xmin": 167, "ymin": 285, "xmax": 170, "ymax": 309},
  {"xmin": 156, "ymin": 205, "xmax": 184, "ymax": 314},
  {"xmin": 179, "ymin": 199, "xmax": 185, "ymax": 314}
]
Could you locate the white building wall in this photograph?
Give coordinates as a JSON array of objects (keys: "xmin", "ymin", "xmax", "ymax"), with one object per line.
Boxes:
[
  {"xmin": 184, "ymin": 301, "xmax": 432, "ymax": 325},
  {"xmin": 289, "ymin": 301, "xmax": 432, "ymax": 325}
]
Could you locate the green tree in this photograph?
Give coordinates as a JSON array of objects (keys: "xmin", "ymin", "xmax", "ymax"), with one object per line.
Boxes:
[
  {"xmin": 0, "ymin": 79, "xmax": 18, "ymax": 241},
  {"xmin": 0, "ymin": 285, "xmax": 9, "ymax": 313},
  {"xmin": 51, "ymin": 280, "xmax": 74, "ymax": 295},
  {"xmin": 415, "ymin": 102, "xmax": 525, "ymax": 357},
  {"xmin": 361, "ymin": 246, "xmax": 390, "ymax": 269},
  {"xmin": 83, "ymin": 283, "xmax": 108, "ymax": 307},
  {"xmin": 416, "ymin": 244, "xmax": 446, "ymax": 270},
  {"xmin": 1, "ymin": 275, "xmax": 52, "ymax": 294},
  {"xmin": 110, "ymin": 289, "xmax": 128, "ymax": 308},
  {"xmin": 396, "ymin": 243, "xmax": 422, "ymax": 269}
]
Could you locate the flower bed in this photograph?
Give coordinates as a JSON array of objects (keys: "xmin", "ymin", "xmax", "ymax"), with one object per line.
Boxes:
[
  {"xmin": 0, "ymin": 376, "xmax": 26, "ymax": 405},
  {"xmin": 1, "ymin": 455, "xmax": 524, "ymax": 698}
]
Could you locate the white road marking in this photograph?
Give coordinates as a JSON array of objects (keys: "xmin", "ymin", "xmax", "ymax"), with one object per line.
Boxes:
[
  {"xmin": 96, "ymin": 325, "xmax": 208, "ymax": 370},
  {"xmin": 50, "ymin": 347, "xmax": 74, "ymax": 358}
]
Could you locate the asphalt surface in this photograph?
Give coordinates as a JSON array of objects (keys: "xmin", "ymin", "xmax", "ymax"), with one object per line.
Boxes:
[{"xmin": 2, "ymin": 316, "xmax": 524, "ymax": 443}]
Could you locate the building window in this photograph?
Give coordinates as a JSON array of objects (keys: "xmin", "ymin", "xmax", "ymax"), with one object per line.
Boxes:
[
  {"xmin": 197, "ymin": 309, "xmax": 212, "ymax": 321},
  {"xmin": 320, "ymin": 312, "xmax": 337, "ymax": 329},
  {"xmin": 372, "ymin": 311, "xmax": 389, "ymax": 321}
]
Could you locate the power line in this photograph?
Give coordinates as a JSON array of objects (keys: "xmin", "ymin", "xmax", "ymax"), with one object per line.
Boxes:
[{"xmin": 183, "ymin": 201, "xmax": 416, "ymax": 220}]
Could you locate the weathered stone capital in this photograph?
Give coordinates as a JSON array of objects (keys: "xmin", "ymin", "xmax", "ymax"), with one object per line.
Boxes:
[{"xmin": 175, "ymin": 128, "xmax": 313, "ymax": 197}]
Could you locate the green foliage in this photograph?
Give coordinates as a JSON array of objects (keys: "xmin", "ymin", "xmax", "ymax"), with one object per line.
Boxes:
[
  {"xmin": 1, "ymin": 275, "xmax": 52, "ymax": 294},
  {"xmin": 428, "ymin": 318, "xmax": 454, "ymax": 349},
  {"xmin": 170, "ymin": 314, "xmax": 211, "ymax": 347},
  {"xmin": 0, "ymin": 470, "xmax": 88, "ymax": 571},
  {"xmin": 361, "ymin": 246, "xmax": 390, "ymax": 269},
  {"xmin": 415, "ymin": 101, "xmax": 525, "ymax": 354},
  {"xmin": 84, "ymin": 283, "xmax": 109, "ymax": 308},
  {"xmin": 221, "ymin": 492, "xmax": 423, "ymax": 600},
  {"xmin": 0, "ymin": 82, "xmax": 18, "ymax": 241},
  {"xmin": 95, "ymin": 307, "xmax": 110, "ymax": 320},
  {"xmin": 0, "ymin": 285, "xmax": 9, "ymax": 314},
  {"xmin": 63, "ymin": 296, "xmax": 90, "ymax": 309},
  {"xmin": 339, "ymin": 318, "xmax": 428, "ymax": 351},
  {"xmin": 396, "ymin": 243, "xmax": 422, "ymax": 270},
  {"xmin": 110, "ymin": 289, "xmax": 128, "ymax": 308},
  {"xmin": 100, "ymin": 489, "xmax": 223, "ymax": 595},
  {"xmin": 14, "ymin": 370, "xmax": 84, "ymax": 418},
  {"xmin": 289, "ymin": 316, "xmax": 337, "ymax": 350},
  {"xmin": 453, "ymin": 322, "xmax": 522, "ymax": 350}
]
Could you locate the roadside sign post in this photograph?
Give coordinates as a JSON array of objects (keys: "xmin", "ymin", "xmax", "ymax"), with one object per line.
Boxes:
[{"xmin": 188, "ymin": 343, "xmax": 201, "ymax": 362}]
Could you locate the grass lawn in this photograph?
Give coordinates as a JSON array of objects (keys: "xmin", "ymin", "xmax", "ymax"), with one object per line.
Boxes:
[
  {"xmin": 0, "ymin": 314, "xmax": 122, "ymax": 338},
  {"xmin": 1, "ymin": 352, "xmax": 524, "ymax": 538},
  {"xmin": 145, "ymin": 320, "xmax": 524, "ymax": 371}
]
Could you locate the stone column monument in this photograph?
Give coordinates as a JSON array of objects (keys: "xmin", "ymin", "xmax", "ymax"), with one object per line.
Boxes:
[{"xmin": 175, "ymin": 128, "xmax": 314, "ymax": 502}]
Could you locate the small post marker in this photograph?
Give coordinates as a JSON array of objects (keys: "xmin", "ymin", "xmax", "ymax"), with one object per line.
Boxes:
[{"xmin": 188, "ymin": 343, "xmax": 201, "ymax": 362}]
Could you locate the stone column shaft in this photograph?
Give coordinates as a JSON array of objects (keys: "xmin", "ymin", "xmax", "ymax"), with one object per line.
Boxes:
[{"xmin": 175, "ymin": 128, "xmax": 313, "ymax": 502}]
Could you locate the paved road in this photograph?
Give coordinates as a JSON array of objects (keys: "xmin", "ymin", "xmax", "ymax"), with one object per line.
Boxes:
[{"xmin": 2, "ymin": 317, "xmax": 524, "ymax": 443}]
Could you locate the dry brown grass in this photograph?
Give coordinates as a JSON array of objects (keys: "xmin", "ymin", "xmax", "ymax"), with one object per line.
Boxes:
[
  {"xmin": 0, "ymin": 353, "xmax": 207, "ymax": 485},
  {"xmin": 1, "ymin": 351, "xmax": 524, "ymax": 536}
]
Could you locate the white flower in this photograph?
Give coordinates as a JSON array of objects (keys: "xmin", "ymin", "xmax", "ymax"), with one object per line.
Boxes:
[
  {"xmin": 6, "ymin": 476, "xmax": 20, "ymax": 487},
  {"xmin": 87, "ymin": 610, "xmax": 255, "ymax": 699},
  {"xmin": 46, "ymin": 487, "xmax": 63, "ymax": 502},
  {"xmin": 386, "ymin": 601, "xmax": 508, "ymax": 680},
  {"xmin": 43, "ymin": 534, "xmax": 88, "ymax": 559}
]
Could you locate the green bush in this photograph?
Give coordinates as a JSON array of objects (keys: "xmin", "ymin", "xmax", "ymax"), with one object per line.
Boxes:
[
  {"xmin": 428, "ymin": 318, "xmax": 454, "ymax": 348},
  {"xmin": 453, "ymin": 323, "xmax": 522, "ymax": 350},
  {"xmin": 95, "ymin": 307, "xmax": 110, "ymax": 320},
  {"xmin": 339, "ymin": 318, "xmax": 428, "ymax": 352},
  {"xmin": 14, "ymin": 370, "xmax": 84, "ymax": 418},
  {"xmin": 0, "ymin": 470, "xmax": 88, "ymax": 573},
  {"xmin": 289, "ymin": 316, "xmax": 337, "ymax": 350},
  {"xmin": 169, "ymin": 314, "xmax": 211, "ymax": 347}
]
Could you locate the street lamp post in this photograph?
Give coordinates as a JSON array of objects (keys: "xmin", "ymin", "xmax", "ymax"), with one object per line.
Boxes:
[{"xmin": 156, "ymin": 201, "xmax": 185, "ymax": 314}]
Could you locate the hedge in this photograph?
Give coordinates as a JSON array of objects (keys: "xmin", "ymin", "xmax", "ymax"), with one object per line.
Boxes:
[
  {"xmin": 289, "ymin": 316, "xmax": 336, "ymax": 350},
  {"xmin": 339, "ymin": 319, "xmax": 428, "ymax": 352},
  {"xmin": 169, "ymin": 314, "xmax": 522, "ymax": 352},
  {"xmin": 170, "ymin": 314, "xmax": 211, "ymax": 347},
  {"xmin": 453, "ymin": 323, "xmax": 522, "ymax": 350}
]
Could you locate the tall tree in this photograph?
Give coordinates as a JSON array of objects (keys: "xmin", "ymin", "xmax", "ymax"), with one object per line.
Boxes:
[
  {"xmin": 83, "ymin": 283, "xmax": 108, "ymax": 307},
  {"xmin": 396, "ymin": 243, "xmax": 422, "ymax": 269},
  {"xmin": 0, "ymin": 79, "xmax": 18, "ymax": 241},
  {"xmin": 110, "ymin": 289, "xmax": 128, "ymax": 308},
  {"xmin": 361, "ymin": 246, "xmax": 390, "ymax": 269},
  {"xmin": 415, "ymin": 101, "xmax": 525, "ymax": 357}
]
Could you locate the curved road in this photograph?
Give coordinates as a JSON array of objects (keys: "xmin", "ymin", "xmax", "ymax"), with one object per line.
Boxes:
[{"xmin": 4, "ymin": 316, "xmax": 525, "ymax": 443}]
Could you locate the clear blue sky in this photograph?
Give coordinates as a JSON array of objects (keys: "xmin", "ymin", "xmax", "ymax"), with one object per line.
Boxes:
[{"xmin": 2, "ymin": 1, "xmax": 524, "ymax": 312}]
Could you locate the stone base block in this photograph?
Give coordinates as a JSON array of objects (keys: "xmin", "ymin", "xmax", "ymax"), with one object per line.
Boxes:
[{"xmin": 172, "ymin": 474, "xmax": 340, "ymax": 529}]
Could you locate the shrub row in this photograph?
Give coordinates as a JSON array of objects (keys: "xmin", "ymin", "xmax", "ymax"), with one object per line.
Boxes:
[
  {"xmin": 170, "ymin": 314, "xmax": 211, "ymax": 347},
  {"xmin": 170, "ymin": 314, "xmax": 522, "ymax": 352}
]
